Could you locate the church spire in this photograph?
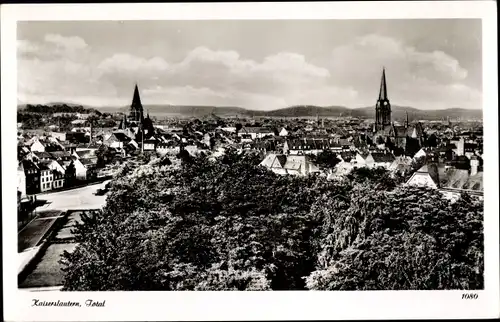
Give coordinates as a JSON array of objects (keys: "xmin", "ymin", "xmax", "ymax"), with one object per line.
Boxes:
[
  {"xmin": 378, "ymin": 67, "xmax": 388, "ymax": 101},
  {"xmin": 130, "ymin": 83, "xmax": 144, "ymax": 122},
  {"xmin": 375, "ymin": 67, "xmax": 391, "ymax": 131}
]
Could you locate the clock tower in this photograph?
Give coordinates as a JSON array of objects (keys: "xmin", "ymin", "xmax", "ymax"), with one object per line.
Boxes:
[{"xmin": 375, "ymin": 68, "xmax": 391, "ymax": 131}]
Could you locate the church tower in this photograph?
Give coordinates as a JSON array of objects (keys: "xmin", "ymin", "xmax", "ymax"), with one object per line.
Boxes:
[
  {"xmin": 129, "ymin": 84, "xmax": 144, "ymax": 123},
  {"xmin": 375, "ymin": 68, "xmax": 391, "ymax": 131}
]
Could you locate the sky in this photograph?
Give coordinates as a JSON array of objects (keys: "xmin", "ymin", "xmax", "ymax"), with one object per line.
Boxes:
[{"xmin": 17, "ymin": 19, "xmax": 482, "ymax": 110}]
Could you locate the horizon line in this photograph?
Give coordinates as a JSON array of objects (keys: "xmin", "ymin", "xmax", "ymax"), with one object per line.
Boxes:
[{"xmin": 17, "ymin": 101, "xmax": 481, "ymax": 112}]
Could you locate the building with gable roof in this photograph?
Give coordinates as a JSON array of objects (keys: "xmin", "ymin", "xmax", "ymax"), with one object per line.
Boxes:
[
  {"xmin": 259, "ymin": 153, "xmax": 321, "ymax": 176},
  {"xmin": 406, "ymin": 162, "xmax": 483, "ymax": 200}
]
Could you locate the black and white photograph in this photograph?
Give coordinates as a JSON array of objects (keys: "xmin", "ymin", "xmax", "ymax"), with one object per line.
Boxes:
[{"xmin": 2, "ymin": 2, "xmax": 499, "ymax": 321}]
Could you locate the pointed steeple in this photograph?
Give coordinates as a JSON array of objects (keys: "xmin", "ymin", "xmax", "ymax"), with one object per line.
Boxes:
[
  {"xmin": 130, "ymin": 84, "xmax": 144, "ymax": 122},
  {"xmin": 405, "ymin": 111, "xmax": 409, "ymax": 128},
  {"xmin": 375, "ymin": 67, "xmax": 391, "ymax": 131},
  {"xmin": 378, "ymin": 67, "xmax": 388, "ymax": 101}
]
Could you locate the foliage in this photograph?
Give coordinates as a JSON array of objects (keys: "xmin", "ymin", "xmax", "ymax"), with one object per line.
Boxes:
[
  {"xmin": 305, "ymin": 186, "xmax": 483, "ymax": 290},
  {"xmin": 309, "ymin": 150, "xmax": 340, "ymax": 170},
  {"xmin": 425, "ymin": 133, "xmax": 439, "ymax": 148},
  {"xmin": 61, "ymin": 152, "xmax": 483, "ymax": 291},
  {"xmin": 405, "ymin": 137, "xmax": 422, "ymax": 157},
  {"xmin": 61, "ymin": 151, "xmax": 336, "ymax": 290},
  {"xmin": 24, "ymin": 104, "xmax": 101, "ymax": 115},
  {"xmin": 346, "ymin": 166, "xmax": 398, "ymax": 191},
  {"xmin": 17, "ymin": 112, "xmax": 46, "ymax": 129}
]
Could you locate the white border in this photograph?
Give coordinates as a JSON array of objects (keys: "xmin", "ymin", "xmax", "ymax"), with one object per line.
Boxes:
[{"xmin": 2, "ymin": 2, "xmax": 498, "ymax": 321}]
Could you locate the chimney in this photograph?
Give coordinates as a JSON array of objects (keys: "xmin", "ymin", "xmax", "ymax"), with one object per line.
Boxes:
[
  {"xmin": 470, "ymin": 158, "xmax": 479, "ymax": 176},
  {"xmin": 457, "ymin": 137, "xmax": 465, "ymax": 156}
]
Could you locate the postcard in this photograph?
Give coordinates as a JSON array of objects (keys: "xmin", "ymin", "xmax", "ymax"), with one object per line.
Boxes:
[{"xmin": 1, "ymin": 1, "xmax": 498, "ymax": 321}]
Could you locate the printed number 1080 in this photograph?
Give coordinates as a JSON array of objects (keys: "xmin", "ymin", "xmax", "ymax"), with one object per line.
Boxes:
[{"xmin": 462, "ymin": 293, "xmax": 478, "ymax": 299}]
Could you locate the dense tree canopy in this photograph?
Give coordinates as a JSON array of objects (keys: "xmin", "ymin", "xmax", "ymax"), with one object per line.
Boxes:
[
  {"xmin": 24, "ymin": 104, "xmax": 101, "ymax": 115},
  {"xmin": 310, "ymin": 150, "xmax": 340, "ymax": 170},
  {"xmin": 306, "ymin": 187, "xmax": 483, "ymax": 290},
  {"xmin": 61, "ymin": 152, "xmax": 483, "ymax": 291}
]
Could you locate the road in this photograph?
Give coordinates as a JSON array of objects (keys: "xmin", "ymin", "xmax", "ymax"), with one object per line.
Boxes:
[
  {"xmin": 18, "ymin": 181, "xmax": 110, "ymax": 279},
  {"xmin": 35, "ymin": 180, "xmax": 110, "ymax": 211}
]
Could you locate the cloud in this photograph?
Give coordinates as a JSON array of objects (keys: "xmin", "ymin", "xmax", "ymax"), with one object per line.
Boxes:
[
  {"xmin": 327, "ymin": 34, "xmax": 479, "ymax": 108},
  {"xmin": 18, "ymin": 34, "xmax": 112, "ymax": 105},
  {"xmin": 44, "ymin": 34, "xmax": 88, "ymax": 50},
  {"xmin": 93, "ymin": 46, "xmax": 338, "ymax": 109},
  {"xmin": 17, "ymin": 33, "xmax": 481, "ymax": 110}
]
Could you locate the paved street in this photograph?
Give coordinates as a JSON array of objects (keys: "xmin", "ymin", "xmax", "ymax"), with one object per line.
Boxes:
[
  {"xmin": 18, "ymin": 181, "xmax": 110, "ymax": 278},
  {"xmin": 35, "ymin": 180, "xmax": 110, "ymax": 211}
]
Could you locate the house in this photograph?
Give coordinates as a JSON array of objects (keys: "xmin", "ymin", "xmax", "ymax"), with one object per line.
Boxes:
[
  {"xmin": 33, "ymin": 151, "xmax": 53, "ymax": 162},
  {"xmin": 75, "ymin": 142, "xmax": 102, "ymax": 152},
  {"xmin": 370, "ymin": 151, "xmax": 396, "ymax": 168},
  {"xmin": 220, "ymin": 126, "xmax": 237, "ymax": 133},
  {"xmin": 283, "ymin": 138, "xmax": 342, "ymax": 155},
  {"xmin": 51, "ymin": 131, "xmax": 69, "ymax": 142},
  {"xmin": 259, "ymin": 153, "xmax": 321, "ymax": 176},
  {"xmin": 18, "ymin": 145, "xmax": 31, "ymax": 160},
  {"xmin": 30, "ymin": 138, "xmax": 64, "ymax": 153},
  {"xmin": 30, "ymin": 138, "xmax": 47, "ymax": 153},
  {"xmin": 355, "ymin": 151, "xmax": 395, "ymax": 169},
  {"xmin": 38, "ymin": 162, "xmax": 54, "ymax": 192},
  {"xmin": 143, "ymin": 138, "xmax": 157, "ymax": 151},
  {"xmin": 157, "ymin": 141, "xmax": 181, "ymax": 156},
  {"xmin": 406, "ymin": 162, "xmax": 483, "ymax": 201},
  {"xmin": 73, "ymin": 158, "xmax": 98, "ymax": 181},
  {"xmin": 238, "ymin": 127, "xmax": 275, "ymax": 141},
  {"xmin": 389, "ymin": 156, "xmax": 413, "ymax": 177},
  {"xmin": 49, "ymin": 151, "xmax": 73, "ymax": 162},
  {"xmin": 33, "ymin": 160, "xmax": 65, "ymax": 191},
  {"xmin": 279, "ymin": 128, "xmax": 289, "ymax": 137},
  {"xmin": 104, "ymin": 132, "xmax": 131, "ymax": 149},
  {"xmin": 51, "ymin": 168, "xmax": 65, "ymax": 189},
  {"xmin": 60, "ymin": 141, "xmax": 77, "ymax": 154},
  {"xmin": 73, "ymin": 149, "xmax": 97, "ymax": 161},
  {"xmin": 22, "ymin": 159, "xmax": 40, "ymax": 196},
  {"xmin": 252, "ymin": 140, "xmax": 279, "ymax": 154}
]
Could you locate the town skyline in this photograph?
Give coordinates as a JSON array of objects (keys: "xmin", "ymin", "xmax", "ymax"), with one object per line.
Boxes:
[{"xmin": 18, "ymin": 19, "xmax": 482, "ymax": 111}]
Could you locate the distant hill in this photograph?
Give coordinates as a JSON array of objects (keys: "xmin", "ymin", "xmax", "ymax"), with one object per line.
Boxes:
[
  {"xmin": 97, "ymin": 105, "xmax": 250, "ymax": 118},
  {"xmin": 248, "ymin": 105, "xmax": 350, "ymax": 117},
  {"xmin": 20, "ymin": 102, "xmax": 483, "ymax": 121}
]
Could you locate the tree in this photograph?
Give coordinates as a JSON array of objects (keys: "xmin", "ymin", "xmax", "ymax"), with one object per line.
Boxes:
[
  {"xmin": 60, "ymin": 153, "xmax": 483, "ymax": 291},
  {"xmin": 346, "ymin": 167, "xmax": 398, "ymax": 191},
  {"xmin": 61, "ymin": 152, "xmax": 333, "ymax": 290},
  {"xmin": 310, "ymin": 150, "xmax": 340, "ymax": 170},
  {"xmin": 305, "ymin": 185, "xmax": 483, "ymax": 290},
  {"xmin": 405, "ymin": 137, "xmax": 421, "ymax": 157},
  {"xmin": 64, "ymin": 161, "xmax": 77, "ymax": 187},
  {"xmin": 425, "ymin": 133, "xmax": 439, "ymax": 148}
]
